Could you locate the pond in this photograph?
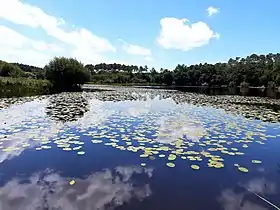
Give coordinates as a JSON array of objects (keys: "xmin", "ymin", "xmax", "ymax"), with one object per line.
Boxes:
[{"xmin": 0, "ymin": 88, "xmax": 280, "ymax": 210}]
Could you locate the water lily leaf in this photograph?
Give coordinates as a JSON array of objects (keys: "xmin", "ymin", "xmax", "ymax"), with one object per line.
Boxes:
[
  {"xmin": 77, "ymin": 151, "xmax": 85, "ymax": 155},
  {"xmin": 238, "ymin": 166, "xmax": 249, "ymax": 173},
  {"xmin": 252, "ymin": 160, "xmax": 262, "ymax": 164},
  {"xmin": 166, "ymin": 162, "xmax": 175, "ymax": 168},
  {"xmin": 69, "ymin": 180, "xmax": 76, "ymax": 185},
  {"xmin": 191, "ymin": 165, "xmax": 200, "ymax": 170},
  {"xmin": 168, "ymin": 154, "xmax": 176, "ymax": 161},
  {"xmin": 140, "ymin": 163, "xmax": 146, "ymax": 167}
]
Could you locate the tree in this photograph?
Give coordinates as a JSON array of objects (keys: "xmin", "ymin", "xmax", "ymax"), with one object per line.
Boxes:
[
  {"xmin": 44, "ymin": 57, "xmax": 91, "ymax": 91},
  {"xmin": 0, "ymin": 63, "xmax": 25, "ymax": 77},
  {"xmin": 163, "ymin": 70, "xmax": 174, "ymax": 86}
]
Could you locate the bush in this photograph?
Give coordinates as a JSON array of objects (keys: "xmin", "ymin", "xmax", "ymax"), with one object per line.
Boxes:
[
  {"xmin": 0, "ymin": 63, "xmax": 25, "ymax": 77},
  {"xmin": 44, "ymin": 57, "xmax": 91, "ymax": 91},
  {"xmin": 0, "ymin": 77, "xmax": 52, "ymax": 98}
]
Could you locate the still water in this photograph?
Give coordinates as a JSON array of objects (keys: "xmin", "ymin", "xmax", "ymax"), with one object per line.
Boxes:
[{"xmin": 0, "ymin": 90, "xmax": 280, "ymax": 210}]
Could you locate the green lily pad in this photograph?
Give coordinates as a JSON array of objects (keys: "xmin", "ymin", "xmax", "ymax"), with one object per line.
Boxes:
[
  {"xmin": 69, "ymin": 180, "xmax": 76, "ymax": 185},
  {"xmin": 168, "ymin": 154, "xmax": 176, "ymax": 161},
  {"xmin": 166, "ymin": 162, "xmax": 175, "ymax": 168},
  {"xmin": 191, "ymin": 165, "xmax": 200, "ymax": 170},
  {"xmin": 252, "ymin": 160, "xmax": 262, "ymax": 164},
  {"xmin": 238, "ymin": 166, "xmax": 249, "ymax": 173}
]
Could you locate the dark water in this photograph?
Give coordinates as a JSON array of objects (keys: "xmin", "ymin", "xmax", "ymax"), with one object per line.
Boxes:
[{"xmin": 0, "ymin": 91, "xmax": 280, "ymax": 210}]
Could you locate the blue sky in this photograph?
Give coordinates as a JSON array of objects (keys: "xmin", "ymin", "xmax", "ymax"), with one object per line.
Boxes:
[{"xmin": 0, "ymin": 0, "xmax": 280, "ymax": 69}]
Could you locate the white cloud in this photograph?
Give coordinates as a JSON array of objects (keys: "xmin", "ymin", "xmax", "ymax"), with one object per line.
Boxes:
[
  {"xmin": 0, "ymin": 0, "xmax": 116, "ymax": 66},
  {"xmin": 118, "ymin": 39, "xmax": 152, "ymax": 59},
  {"xmin": 122, "ymin": 44, "xmax": 151, "ymax": 56},
  {"xmin": 0, "ymin": 25, "xmax": 61, "ymax": 66},
  {"xmin": 207, "ymin": 6, "xmax": 220, "ymax": 17},
  {"xmin": 144, "ymin": 56, "xmax": 153, "ymax": 61},
  {"xmin": 157, "ymin": 17, "xmax": 219, "ymax": 51}
]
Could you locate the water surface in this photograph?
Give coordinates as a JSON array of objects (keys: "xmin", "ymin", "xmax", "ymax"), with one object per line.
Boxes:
[{"xmin": 0, "ymin": 90, "xmax": 280, "ymax": 210}]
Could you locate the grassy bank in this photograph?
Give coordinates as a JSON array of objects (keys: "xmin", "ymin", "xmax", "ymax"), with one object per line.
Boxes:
[
  {"xmin": 0, "ymin": 77, "xmax": 53, "ymax": 98},
  {"xmin": 85, "ymin": 82, "xmax": 161, "ymax": 86}
]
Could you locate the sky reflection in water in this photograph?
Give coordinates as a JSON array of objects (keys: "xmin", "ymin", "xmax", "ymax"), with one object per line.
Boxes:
[{"xmin": 0, "ymin": 92, "xmax": 280, "ymax": 210}]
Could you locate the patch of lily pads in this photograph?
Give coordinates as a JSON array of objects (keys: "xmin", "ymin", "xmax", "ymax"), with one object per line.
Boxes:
[{"xmin": 0, "ymin": 89, "xmax": 280, "ymax": 174}]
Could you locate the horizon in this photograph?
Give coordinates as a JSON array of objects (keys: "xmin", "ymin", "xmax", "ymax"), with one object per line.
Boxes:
[{"xmin": 0, "ymin": 0, "xmax": 280, "ymax": 69}]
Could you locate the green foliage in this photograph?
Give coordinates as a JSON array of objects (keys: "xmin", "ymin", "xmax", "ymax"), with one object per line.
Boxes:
[
  {"xmin": 163, "ymin": 71, "xmax": 174, "ymax": 86},
  {"xmin": 0, "ymin": 63, "xmax": 25, "ymax": 77},
  {"xmin": 12, "ymin": 63, "xmax": 46, "ymax": 79},
  {"xmin": 0, "ymin": 77, "xmax": 52, "ymax": 98},
  {"xmin": 45, "ymin": 57, "xmax": 90, "ymax": 91},
  {"xmin": 87, "ymin": 53, "xmax": 280, "ymax": 86},
  {"xmin": 1, "ymin": 52, "xmax": 280, "ymax": 94}
]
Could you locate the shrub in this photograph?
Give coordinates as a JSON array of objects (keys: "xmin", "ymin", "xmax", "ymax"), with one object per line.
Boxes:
[
  {"xmin": 0, "ymin": 77, "xmax": 52, "ymax": 97},
  {"xmin": 44, "ymin": 57, "xmax": 91, "ymax": 91},
  {"xmin": 0, "ymin": 63, "xmax": 25, "ymax": 77}
]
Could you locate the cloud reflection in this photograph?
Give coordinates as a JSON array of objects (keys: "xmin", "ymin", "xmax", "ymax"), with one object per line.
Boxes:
[
  {"xmin": 156, "ymin": 115, "xmax": 206, "ymax": 144},
  {"xmin": 0, "ymin": 100, "xmax": 64, "ymax": 163},
  {"xmin": 218, "ymin": 178, "xmax": 277, "ymax": 210},
  {"xmin": 0, "ymin": 166, "xmax": 152, "ymax": 210}
]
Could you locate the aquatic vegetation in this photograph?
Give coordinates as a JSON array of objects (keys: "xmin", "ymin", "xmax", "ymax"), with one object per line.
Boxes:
[
  {"xmin": 0, "ymin": 166, "xmax": 152, "ymax": 209},
  {"xmin": 252, "ymin": 160, "xmax": 262, "ymax": 164},
  {"xmin": 238, "ymin": 167, "xmax": 249, "ymax": 173},
  {"xmin": 166, "ymin": 162, "xmax": 175, "ymax": 168},
  {"xmin": 45, "ymin": 93, "xmax": 89, "ymax": 122},
  {"xmin": 69, "ymin": 180, "xmax": 76, "ymax": 185},
  {"xmin": 191, "ymin": 165, "xmax": 200, "ymax": 170},
  {"xmin": 0, "ymin": 89, "xmax": 280, "ymax": 174}
]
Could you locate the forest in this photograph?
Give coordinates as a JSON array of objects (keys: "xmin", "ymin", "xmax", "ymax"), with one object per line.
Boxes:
[{"xmin": 1, "ymin": 53, "xmax": 280, "ymax": 88}]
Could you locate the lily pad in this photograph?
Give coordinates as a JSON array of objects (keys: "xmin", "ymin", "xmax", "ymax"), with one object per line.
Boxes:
[
  {"xmin": 166, "ymin": 162, "xmax": 175, "ymax": 168},
  {"xmin": 191, "ymin": 165, "xmax": 200, "ymax": 170},
  {"xmin": 168, "ymin": 154, "xmax": 176, "ymax": 161},
  {"xmin": 238, "ymin": 166, "xmax": 249, "ymax": 173},
  {"xmin": 69, "ymin": 180, "xmax": 76, "ymax": 185},
  {"xmin": 252, "ymin": 160, "xmax": 262, "ymax": 164}
]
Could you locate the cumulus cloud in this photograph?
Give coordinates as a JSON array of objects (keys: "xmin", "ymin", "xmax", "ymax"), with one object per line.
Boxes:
[
  {"xmin": 122, "ymin": 44, "xmax": 151, "ymax": 56},
  {"xmin": 118, "ymin": 38, "xmax": 153, "ymax": 62},
  {"xmin": 157, "ymin": 17, "xmax": 219, "ymax": 51},
  {"xmin": 207, "ymin": 6, "xmax": 220, "ymax": 17},
  {"xmin": 0, "ymin": 0, "xmax": 116, "ymax": 66},
  {"xmin": 0, "ymin": 25, "xmax": 61, "ymax": 66}
]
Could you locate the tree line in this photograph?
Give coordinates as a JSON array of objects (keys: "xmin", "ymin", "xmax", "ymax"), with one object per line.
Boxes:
[{"xmin": 1, "ymin": 53, "xmax": 280, "ymax": 91}]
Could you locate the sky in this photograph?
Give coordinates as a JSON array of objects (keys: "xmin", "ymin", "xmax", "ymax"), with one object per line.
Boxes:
[{"xmin": 0, "ymin": 0, "xmax": 280, "ymax": 69}]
